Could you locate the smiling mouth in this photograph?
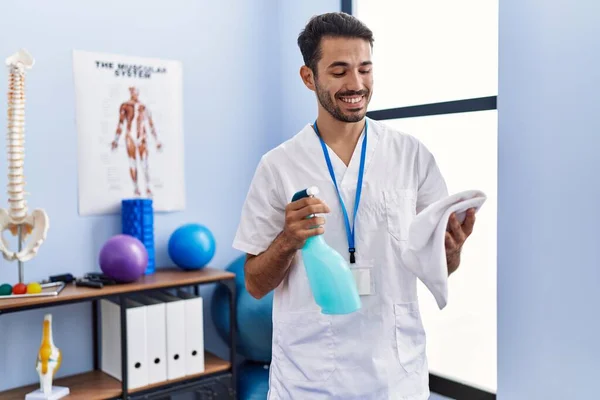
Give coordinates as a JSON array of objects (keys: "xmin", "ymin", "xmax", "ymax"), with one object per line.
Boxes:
[{"xmin": 339, "ymin": 95, "xmax": 364, "ymax": 104}]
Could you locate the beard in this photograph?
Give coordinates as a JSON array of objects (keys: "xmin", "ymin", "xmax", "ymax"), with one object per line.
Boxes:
[{"xmin": 315, "ymin": 81, "xmax": 370, "ymax": 123}]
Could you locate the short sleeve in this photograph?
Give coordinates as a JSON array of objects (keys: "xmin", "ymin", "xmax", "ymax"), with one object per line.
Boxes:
[
  {"xmin": 416, "ymin": 141, "xmax": 449, "ymax": 214},
  {"xmin": 232, "ymin": 156, "xmax": 286, "ymax": 256}
]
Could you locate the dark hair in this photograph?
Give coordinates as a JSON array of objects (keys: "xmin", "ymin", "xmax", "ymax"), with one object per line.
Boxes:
[{"xmin": 297, "ymin": 12, "xmax": 374, "ymax": 75}]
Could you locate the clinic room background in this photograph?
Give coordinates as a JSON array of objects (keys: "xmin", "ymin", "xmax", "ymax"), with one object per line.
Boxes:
[{"xmin": 0, "ymin": 0, "xmax": 598, "ymax": 400}]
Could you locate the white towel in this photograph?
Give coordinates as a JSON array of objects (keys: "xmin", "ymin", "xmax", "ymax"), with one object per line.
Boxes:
[{"xmin": 401, "ymin": 190, "xmax": 487, "ymax": 309}]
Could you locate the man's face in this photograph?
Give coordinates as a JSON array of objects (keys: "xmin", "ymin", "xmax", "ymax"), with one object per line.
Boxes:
[{"xmin": 312, "ymin": 37, "xmax": 373, "ymax": 123}]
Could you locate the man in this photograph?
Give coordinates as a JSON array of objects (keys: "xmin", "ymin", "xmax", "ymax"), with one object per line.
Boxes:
[
  {"xmin": 111, "ymin": 86, "xmax": 162, "ymax": 198},
  {"xmin": 233, "ymin": 12, "xmax": 476, "ymax": 399}
]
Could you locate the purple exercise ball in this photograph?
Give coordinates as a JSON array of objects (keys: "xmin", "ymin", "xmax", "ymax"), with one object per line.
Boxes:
[{"xmin": 99, "ymin": 234, "xmax": 148, "ymax": 283}]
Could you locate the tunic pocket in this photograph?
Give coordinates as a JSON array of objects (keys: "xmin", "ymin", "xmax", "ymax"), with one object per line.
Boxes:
[
  {"xmin": 393, "ymin": 302, "xmax": 426, "ymax": 374},
  {"xmin": 384, "ymin": 188, "xmax": 416, "ymax": 242},
  {"xmin": 274, "ymin": 311, "xmax": 336, "ymax": 382}
]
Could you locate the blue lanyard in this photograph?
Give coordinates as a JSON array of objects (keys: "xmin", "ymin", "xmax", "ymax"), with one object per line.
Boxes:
[{"xmin": 312, "ymin": 119, "xmax": 368, "ymax": 264}]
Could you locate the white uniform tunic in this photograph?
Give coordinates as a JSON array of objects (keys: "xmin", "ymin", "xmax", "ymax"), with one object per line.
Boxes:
[{"xmin": 233, "ymin": 117, "xmax": 448, "ymax": 399}]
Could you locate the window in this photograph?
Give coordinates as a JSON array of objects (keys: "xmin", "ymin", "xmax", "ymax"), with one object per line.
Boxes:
[
  {"xmin": 352, "ymin": 0, "xmax": 498, "ymax": 395},
  {"xmin": 355, "ymin": 0, "xmax": 498, "ymax": 109}
]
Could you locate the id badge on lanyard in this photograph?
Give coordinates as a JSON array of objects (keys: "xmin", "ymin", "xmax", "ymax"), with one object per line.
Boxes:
[{"xmin": 313, "ymin": 119, "xmax": 374, "ymax": 296}]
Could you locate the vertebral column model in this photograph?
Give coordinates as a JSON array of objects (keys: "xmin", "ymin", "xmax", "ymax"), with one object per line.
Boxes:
[{"xmin": 0, "ymin": 49, "xmax": 49, "ymax": 262}]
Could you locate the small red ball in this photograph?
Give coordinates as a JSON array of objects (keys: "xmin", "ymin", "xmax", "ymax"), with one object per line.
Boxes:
[{"xmin": 13, "ymin": 283, "xmax": 27, "ymax": 295}]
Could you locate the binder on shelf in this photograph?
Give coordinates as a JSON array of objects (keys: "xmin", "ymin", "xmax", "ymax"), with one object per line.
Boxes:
[
  {"xmin": 175, "ymin": 289, "xmax": 205, "ymax": 375},
  {"xmin": 100, "ymin": 297, "xmax": 148, "ymax": 390},
  {"xmin": 149, "ymin": 291, "xmax": 187, "ymax": 380},
  {"xmin": 132, "ymin": 293, "xmax": 168, "ymax": 384}
]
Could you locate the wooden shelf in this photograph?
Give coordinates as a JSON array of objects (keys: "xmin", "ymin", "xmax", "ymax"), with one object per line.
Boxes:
[
  {"xmin": 0, "ymin": 267, "xmax": 237, "ymax": 398},
  {"xmin": 0, "ymin": 352, "xmax": 231, "ymax": 400},
  {"xmin": 0, "ymin": 267, "xmax": 234, "ymax": 313}
]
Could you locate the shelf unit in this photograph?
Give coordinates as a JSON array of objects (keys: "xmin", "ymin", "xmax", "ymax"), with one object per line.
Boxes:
[{"xmin": 0, "ymin": 267, "xmax": 237, "ymax": 400}]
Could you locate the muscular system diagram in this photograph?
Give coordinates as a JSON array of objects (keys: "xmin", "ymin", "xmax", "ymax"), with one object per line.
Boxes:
[{"xmin": 111, "ymin": 86, "xmax": 163, "ymax": 198}]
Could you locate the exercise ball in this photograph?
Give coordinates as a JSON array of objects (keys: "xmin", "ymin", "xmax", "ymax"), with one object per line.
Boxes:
[
  {"xmin": 168, "ymin": 223, "xmax": 216, "ymax": 270},
  {"xmin": 99, "ymin": 234, "xmax": 148, "ymax": 283},
  {"xmin": 211, "ymin": 255, "xmax": 273, "ymax": 362},
  {"xmin": 238, "ymin": 361, "xmax": 270, "ymax": 400}
]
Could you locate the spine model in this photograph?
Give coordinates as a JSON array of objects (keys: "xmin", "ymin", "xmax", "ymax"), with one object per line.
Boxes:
[
  {"xmin": 7, "ymin": 52, "xmax": 27, "ymax": 222},
  {"xmin": 0, "ymin": 49, "xmax": 49, "ymax": 262}
]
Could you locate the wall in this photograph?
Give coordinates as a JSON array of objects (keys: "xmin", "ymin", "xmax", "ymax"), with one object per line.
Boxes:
[
  {"xmin": 278, "ymin": 0, "xmax": 341, "ymax": 140},
  {"xmin": 0, "ymin": 0, "xmax": 282, "ymax": 391},
  {"xmin": 497, "ymin": 0, "xmax": 600, "ymax": 398}
]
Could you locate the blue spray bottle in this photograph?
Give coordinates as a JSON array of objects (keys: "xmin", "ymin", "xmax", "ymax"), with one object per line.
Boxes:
[{"xmin": 292, "ymin": 186, "xmax": 361, "ymax": 315}]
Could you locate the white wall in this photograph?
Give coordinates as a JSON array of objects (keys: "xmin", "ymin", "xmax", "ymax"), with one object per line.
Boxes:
[{"xmin": 498, "ymin": 0, "xmax": 600, "ymax": 398}]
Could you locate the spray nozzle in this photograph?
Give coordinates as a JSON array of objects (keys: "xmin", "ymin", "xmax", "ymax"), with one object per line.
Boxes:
[{"xmin": 291, "ymin": 186, "xmax": 319, "ymax": 202}]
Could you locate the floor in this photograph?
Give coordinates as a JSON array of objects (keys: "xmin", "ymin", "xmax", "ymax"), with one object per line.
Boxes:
[{"xmin": 430, "ymin": 393, "xmax": 454, "ymax": 400}]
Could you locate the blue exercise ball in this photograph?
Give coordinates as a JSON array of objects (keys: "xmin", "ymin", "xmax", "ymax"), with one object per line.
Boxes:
[
  {"xmin": 238, "ymin": 361, "xmax": 270, "ymax": 400},
  {"xmin": 168, "ymin": 223, "xmax": 216, "ymax": 269},
  {"xmin": 211, "ymin": 255, "xmax": 273, "ymax": 362}
]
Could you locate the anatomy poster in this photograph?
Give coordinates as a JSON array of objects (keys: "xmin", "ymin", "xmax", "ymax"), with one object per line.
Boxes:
[{"xmin": 72, "ymin": 49, "xmax": 185, "ymax": 216}]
